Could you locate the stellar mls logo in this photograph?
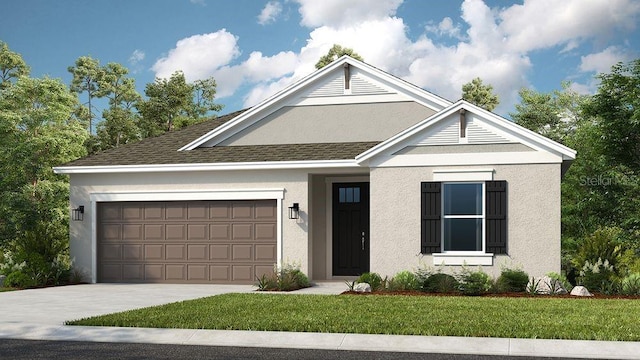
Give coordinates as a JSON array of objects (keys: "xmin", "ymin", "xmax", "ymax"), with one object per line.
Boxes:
[{"xmin": 579, "ymin": 175, "xmax": 613, "ymax": 186}]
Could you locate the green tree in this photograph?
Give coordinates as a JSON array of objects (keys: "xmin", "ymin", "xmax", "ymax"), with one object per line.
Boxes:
[
  {"xmin": 68, "ymin": 56, "xmax": 104, "ymax": 134},
  {"xmin": 0, "ymin": 41, "xmax": 30, "ymax": 89},
  {"xmin": 138, "ymin": 71, "xmax": 221, "ymax": 138},
  {"xmin": 461, "ymin": 77, "xmax": 499, "ymax": 111},
  {"xmin": 510, "ymin": 82, "xmax": 586, "ymax": 144},
  {"xmin": 0, "ymin": 75, "xmax": 88, "ymax": 285},
  {"xmin": 94, "ymin": 62, "xmax": 141, "ymax": 150},
  {"xmin": 315, "ymin": 44, "xmax": 364, "ymax": 69}
]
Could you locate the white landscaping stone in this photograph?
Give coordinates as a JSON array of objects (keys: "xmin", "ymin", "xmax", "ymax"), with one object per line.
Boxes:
[
  {"xmin": 570, "ymin": 286, "xmax": 593, "ymax": 297},
  {"xmin": 354, "ymin": 283, "xmax": 371, "ymax": 293},
  {"xmin": 527, "ymin": 276, "xmax": 568, "ymax": 295}
]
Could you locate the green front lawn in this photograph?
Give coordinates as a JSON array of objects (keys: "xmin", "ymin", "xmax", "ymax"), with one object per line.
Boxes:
[{"xmin": 66, "ymin": 293, "xmax": 640, "ymax": 341}]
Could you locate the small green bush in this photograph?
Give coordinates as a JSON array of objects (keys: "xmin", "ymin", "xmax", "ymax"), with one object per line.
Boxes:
[
  {"xmin": 388, "ymin": 271, "xmax": 420, "ymax": 291},
  {"xmin": 495, "ymin": 268, "xmax": 529, "ymax": 293},
  {"xmin": 357, "ymin": 272, "xmax": 384, "ymax": 291},
  {"xmin": 421, "ymin": 273, "xmax": 459, "ymax": 293},
  {"xmin": 458, "ymin": 268, "xmax": 492, "ymax": 296},
  {"xmin": 255, "ymin": 263, "xmax": 310, "ymax": 291},
  {"xmin": 621, "ymin": 273, "xmax": 640, "ymax": 295},
  {"xmin": 546, "ymin": 272, "xmax": 573, "ymax": 292},
  {"xmin": 4, "ymin": 271, "xmax": 37, "ymax": 288}
]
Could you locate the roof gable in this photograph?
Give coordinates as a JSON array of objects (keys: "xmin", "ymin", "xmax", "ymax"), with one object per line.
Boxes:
[
  {"xmin": 356, "ymin": 100, "xmax": 576, "ymax": 165},
  {"xmin": 180, "ymin": 56, "xmax": 452, "ymax": 151}
]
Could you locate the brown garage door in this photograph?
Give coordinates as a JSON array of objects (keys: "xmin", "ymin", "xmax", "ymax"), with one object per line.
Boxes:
[{"xmin": 97, "ymin": 200, "xmax": 277, "ymax": 284}]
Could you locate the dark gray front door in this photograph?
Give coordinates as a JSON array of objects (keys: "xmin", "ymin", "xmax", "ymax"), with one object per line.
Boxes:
[{"xmin": 332, "ymin": 182, "xmax": 370, "ymax": 276}]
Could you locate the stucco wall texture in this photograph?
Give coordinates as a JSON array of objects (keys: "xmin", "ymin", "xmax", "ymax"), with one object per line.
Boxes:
[{"xmin": 369, "ymin": 163, "xmax": 561, "ymax": 279}]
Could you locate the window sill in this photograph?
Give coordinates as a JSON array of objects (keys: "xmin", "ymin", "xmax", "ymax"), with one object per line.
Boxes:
[{"xmin": 432, "ymin": 253, "xmax": 494, "ymax": 266}]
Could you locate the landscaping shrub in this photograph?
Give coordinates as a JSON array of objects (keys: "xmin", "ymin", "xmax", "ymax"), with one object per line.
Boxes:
[
  {"xmin": 256, "ymin": 263, "xmax": 310, "ymax": 291},
  {"xmin": 578, "ymin": 258, "xmax": 616, "ymax": 293},
  {"xmin": 421, "ymin": 273, "xmax": 459, "ymax": 293},
  {"xmin": 458, "ymin": 268, "xmax": 492, "ymax": 296},
  {"xmin": 357, "ymin": 272, "xmax": 384, "ymax": 291},
  {"xmin": 388, "ymin": 271, "xmax": 420, "ymax": 291},
  {"xmin": 621, "ymin": 273, "xmax": 640, "ymax": 295},
  {"xmin": 546, "ymin": 272, "xmax": 573, "ymax": 292},
  {"xmin": 495, "ymin": 268, "xmax": 529, "ymax": 293},
  {"xmin": 571, "ymin": 227, "xmax": 626, "ymax": 277}
]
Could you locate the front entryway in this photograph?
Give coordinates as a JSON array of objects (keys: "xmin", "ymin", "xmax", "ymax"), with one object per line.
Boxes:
[{"xmin": 332, "ymin": 182, "xmax": 370, "ymax": 276}]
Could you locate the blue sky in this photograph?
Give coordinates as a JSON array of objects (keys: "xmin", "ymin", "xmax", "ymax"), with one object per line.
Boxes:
[{"xmin": 2, "ymin": 0, "xmax": 639, "ymax": 117}]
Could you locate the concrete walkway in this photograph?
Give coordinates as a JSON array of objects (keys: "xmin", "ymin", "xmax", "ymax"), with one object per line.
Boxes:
[{"xmin": 1, "ymin": 283, "xmax": 638, "ymax": 359}]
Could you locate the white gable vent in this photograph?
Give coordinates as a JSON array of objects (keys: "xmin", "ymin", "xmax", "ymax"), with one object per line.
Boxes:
[{"xmin": 466, "ymin": 118, "xmax": 512, "ymax": 144}]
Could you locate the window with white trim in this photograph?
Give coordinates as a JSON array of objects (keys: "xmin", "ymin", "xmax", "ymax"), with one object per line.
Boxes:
[{"xmin": 442, "ymin": 183, "xmax": 484, "ymax": 252}]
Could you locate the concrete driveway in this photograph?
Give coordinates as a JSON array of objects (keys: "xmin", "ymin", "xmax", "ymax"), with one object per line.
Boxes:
[{"xmin": 0, "ymin": 283, "xmax": 255, "ymax": 326}]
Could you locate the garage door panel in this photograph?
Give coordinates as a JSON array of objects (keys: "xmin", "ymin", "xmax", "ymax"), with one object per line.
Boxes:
[
  {"xmin": 144, "ymin": 264, "xmax": 163, "ymax": 281},
  {"xmin": 210, "ymin": 265, "xmax": 230, "ymax": 281},
  {"xmin": 143, "ymin": 205, "xmax": 163, "ymax": 220},
  {"xmin": 188, "ymin": 265, "xmax": 208, "ymax": 281},
  {"xmin": 101, "ymin": 224, "xmax": 121, "ymax": 242},
  {"xmin": 255, "ymin": 265, "xmax": 275, "ymax": 279},
  {"xmin": 98, "ymin": 200, "xmax": 277, "ymax": 284},
  {"xmin": 232, "ymin": 223, "xmax": 253, "ymax": 240},
  {"xmin": 122, "ymin": 205, "xmax": 143, "ymax": 220},
  {"xmin": 232, "ymin": 265, "xmax": 253, "ymax": 281},
  {"xmin": 187, "ymin": 244, "xmax": 208, "ymax": 260},
  {"xmin": 232, "ymin": 244, "xmax": 253, "ymax": 260},
  {"xmin": 144, "ymin": 244, "xmax": 164, "ymax": 260},
  {"xmin": 210, "ymin": 244, "xmax": 230, "ymax": 260},
  {"xmin": 101, "ymin": 244, "xmax": 122, "ymax": 260},
  {"xmin": 166, "ymin": 224, "xmax": 186, "ymax": 240},
  {"xmin": 210, "ymin": 224, "xmax": 230, "ymax": 240},
  {"xmin": 123, "ymin": 264, "xmax": 144, "ymax": 281},
  {"xmin": 187, "ymin": 224, "xmax": 208, "ymax": 240},
  {"xmin": 166, "ymin": 265, "xmax": 186, "ymax": 281},
  {"xmin": 255, "ymin": 244, "xmax": 276, "ymax": 261},
  {"xmin": 255, "ymin": 223, "xmax": 276, "ymax": 241},
  {"xmin": 123, "ymin": 244, "xmax": 142, "ymax": 260},
  {"xmin": 166, "ymin": 244, "xmax": 186, "ymax": 260},
  {"xmin": 123, "ymin": 224, "xmax": 143, "ymax": 240},
  {"xmin": 165, "ymin": 203, "xmax": 186, "ymax": 219},
  {"xmin": 144, "ymin": 224, "xmax": 164, "ymax": 240}
]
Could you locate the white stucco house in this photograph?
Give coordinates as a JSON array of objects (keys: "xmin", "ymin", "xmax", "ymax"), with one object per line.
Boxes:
[{"xmin": 54, "ymin": 56, "xmax": 576, "ymax": 284}]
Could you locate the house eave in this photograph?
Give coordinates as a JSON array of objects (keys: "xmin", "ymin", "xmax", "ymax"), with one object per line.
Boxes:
[{"xmin": 53, "ymin": 159, "xmax": 363, "ymax": 174}]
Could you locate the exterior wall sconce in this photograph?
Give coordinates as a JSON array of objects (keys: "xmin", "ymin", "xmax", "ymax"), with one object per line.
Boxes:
[
  {"xmin": 72, "ymin": 205, "xmax": 84, "ymax": 221},
  {"xmin": 288, "ymin": 203, "xmax": 299, "ymax": 219}
]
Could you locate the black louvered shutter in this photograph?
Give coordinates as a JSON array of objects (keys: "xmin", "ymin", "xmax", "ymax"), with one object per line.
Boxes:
[
  {"xmin": 485, "ymin": 180, "xmax": 507, "ymax": 254},
  {"xmin": 421, "ymin": 182, "xmax": 441, "ymax": 254}
]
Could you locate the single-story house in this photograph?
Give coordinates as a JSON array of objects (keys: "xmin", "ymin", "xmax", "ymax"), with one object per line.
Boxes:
[{"xmin": 54, "ymin": 56, "xmax": 576, "ymax": 284}]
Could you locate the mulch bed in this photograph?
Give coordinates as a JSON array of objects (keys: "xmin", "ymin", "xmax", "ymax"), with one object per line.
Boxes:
[{"xmin": 341, "ymin": 290, "xmax": 640, "ymax": 299}]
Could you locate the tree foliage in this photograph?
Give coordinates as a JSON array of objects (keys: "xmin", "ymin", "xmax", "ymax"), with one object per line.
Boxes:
[
  {"xmin": 315, "ymin": 44, "xmax": 364, "ymax": 69},
  {"xmin": 138, "ymin": 71, "xmax": 222, "ymax": 138},
  {"xmin": 0, "ymin": 41, "xmax": 30, "ymax": 89},
  {"xmin": 68, "ymin": 56, "xmax": 103, "ymax": 134},
  {"xmin": 461, "ymin": 77, "xmax": 499, "ymax": 111},
  {"xmin": 0, "ymin": 75, "xmax": 88, "ymax": 285}
]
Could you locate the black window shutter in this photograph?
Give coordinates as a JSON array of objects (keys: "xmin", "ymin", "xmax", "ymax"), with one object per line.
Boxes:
[
  {"xmin": 421, "ymin": 182, "xmax": 441, "ymax": 254},
  {"xmin": 486, "ymin": 180, "xmax": 507, "ymax": 254}
]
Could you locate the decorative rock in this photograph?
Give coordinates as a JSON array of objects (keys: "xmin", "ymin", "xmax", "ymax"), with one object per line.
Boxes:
[
  {"xmin": 0, "ymin": 275, "xmax": 5, "ymax": 288},
  {"xmin": 527, "ymin": 276, "xmax": 568, "ymax": 294},
  {"xmin": 570, "ymin": 286, "xmax": 593, "ymax": 297},
  {"xmin": 354, "ymin": 282, "xmax": 372, "ymax": 293}
]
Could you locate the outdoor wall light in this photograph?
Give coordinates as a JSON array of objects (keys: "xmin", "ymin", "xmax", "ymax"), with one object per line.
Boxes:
[
  {"xmin": 288, "ymin": 203, "xmax": 299, "ymax": 220},
  {"xmin": 72, "ymin": 205, "xmax": 84, "ymax": 221}
]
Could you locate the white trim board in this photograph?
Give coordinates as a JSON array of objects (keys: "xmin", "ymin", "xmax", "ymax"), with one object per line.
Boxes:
[{"xmin": 87, "ymin": 188, "xmax": 285, "ymax": 283}]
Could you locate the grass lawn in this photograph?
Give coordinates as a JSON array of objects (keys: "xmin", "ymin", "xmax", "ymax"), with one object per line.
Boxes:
[
  {"xmin": 0, "ymin": 287, "xmax": 17, "ymax": 292},
  {"xmin": 67, "ymin": 293, "xmax": 640, "ymax": 341}
]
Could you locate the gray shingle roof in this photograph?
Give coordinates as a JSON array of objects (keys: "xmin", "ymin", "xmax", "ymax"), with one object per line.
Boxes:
[{"xmin": 62, "ymin": 109, "xmax": 379, "ymax": 167}]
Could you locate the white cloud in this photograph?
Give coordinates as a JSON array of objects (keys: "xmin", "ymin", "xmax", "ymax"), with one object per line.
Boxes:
[
  {"xmin": 128, "ymin": 49, "xmax": 145, "ymax": 65},
  {"xmin": 579, "ymin": 46, "xmax": 632, "ymax": 73},
  {"xmin": 151, "ymin": 30, "xmax": 240, "ymax": 82},
  {"xmin": 426, "ymin": 17, "xmax": 463, "ymax": 39},
  {"xmin": 499, "ymin": 0, "xmax": 640, "ymax": 53},
  {"xmin": 190, "ymin": 0, "xmax": 206, "ymax": 6},
  {"xmin": 295, "ymin": 0, "xmax": 402, "ymax": 28},
  {"xmin": 258, "ymin": 1, "xmax": 282, "ymax": 25}
]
